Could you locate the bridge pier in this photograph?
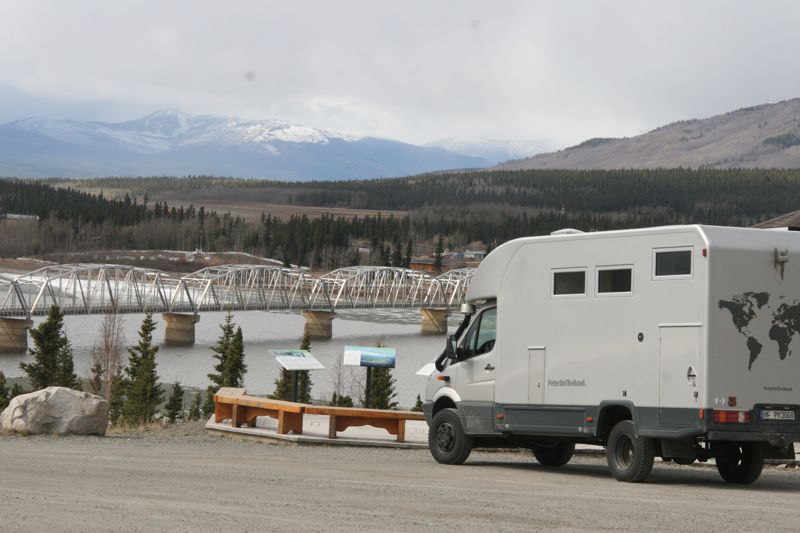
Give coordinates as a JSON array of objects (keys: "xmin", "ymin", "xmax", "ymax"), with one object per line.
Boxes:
[
  {"xmin": 420, "ymin": 307, "xmax": 449, "ymax": 335},
  {"xmin": 0, "ymin": 317, "xmax": 33, "ymax": 353},
  {"xmin": 301, "ymin": 310, "xmax": 336, "ymax": 339},
  {"xmin": 162, "ymin": 313, "xmax": 200, "ymax": 345}
]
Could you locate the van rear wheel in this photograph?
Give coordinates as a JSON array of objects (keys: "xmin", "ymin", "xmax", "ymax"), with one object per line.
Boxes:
[
  {"xmin": 429, "ymin": 408, "xmax": 472, "ymax": 465},
  {"xmin": 531, "ymin": 441, "xmax": 575, "ymax": 467},
  {"xmin": 606, "ymin": 420, "xmax": 655, "ymax": 482},
  {"xmin": 714, "ymin": 442, "xmax": 764, "ymax": 484}
]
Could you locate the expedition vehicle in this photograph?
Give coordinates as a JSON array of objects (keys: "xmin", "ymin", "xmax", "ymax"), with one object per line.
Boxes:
[{"xmin": 424, "ymin": 225, "xmax": 799, "ymax": 483}]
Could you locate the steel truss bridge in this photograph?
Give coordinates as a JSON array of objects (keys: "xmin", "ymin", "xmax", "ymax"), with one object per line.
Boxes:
[{"xmin": 0, "ymin": 264, "xmax": 474, "ymax": 319}]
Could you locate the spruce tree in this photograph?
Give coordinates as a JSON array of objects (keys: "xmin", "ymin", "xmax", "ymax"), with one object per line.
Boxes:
[
  {"xmin": 411, "ymin": 394, "xmax": 424, "ymax": 412},
  {"xmin": 121, "ymin": 313, "xmax": 163, "ymax": 425},
  {"xmin": 10, "ymin": 383, "xmax": 24, "ymax": 399},
  {"xmin": 204, "ymin": 314, "xmax": 247, "ymax": 414},
  {"xmin": 164, "ymin": 381, "xmax": 184, "ymax": 423},
  {"xmin": 108, "ymin": 371, "xmax": 125, "ymax": 424},
  {"xmin": 223, "ymin": 327, "xmax": 247, "ymax": 388},
  {"xmin": 330, "ymin": 391, "xmax": 354, "ymax": 407},
  {"xmin": 187, "ymin": 391, "xmax": 203, "ymax": 421},
  {"xmin": 0, "ymin": 371, "xmax": 9, "ymax": 411},
  {"xmin": 20, "ymin": 305, "xmax": 79, "ymax": 390},
  {"xmin": 433, "ymin": 236, "xmax": 444, "ymax": 273},
  {"xmin": 55, "ymin": 339, "xmax": 80, "ymax": 390},
  {"xmin": 271, "ymin": 369, "xmax": 292, "ymax": 401},
  {"xmin": 366, "ymin": 367, "xmax": 397, "ymax": 410},
  {"xmin": 202, "ymin": 387, "xmax": 217, "ymax": 417},
  {"xmin": 391, "ymin": 238, "xmax": 403, "ymax": 267},
  {"xmin": 403, "ymin": 239, "xmax": 413, "ymax": 268}
]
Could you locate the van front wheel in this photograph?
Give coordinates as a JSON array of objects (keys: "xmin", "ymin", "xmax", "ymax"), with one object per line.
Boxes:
[
  {"xmin": 429, "ymin": 408, "xmax": 472, "ymax": 465},
  {"xmin": 606, "ymin": 420, "xmax": 655, "ymax": 482}
]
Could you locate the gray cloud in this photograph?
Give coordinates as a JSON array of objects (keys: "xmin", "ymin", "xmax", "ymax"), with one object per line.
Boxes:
[{"xmin": 1, "ymin": 0, "xmax": 799, "ymax": 147}]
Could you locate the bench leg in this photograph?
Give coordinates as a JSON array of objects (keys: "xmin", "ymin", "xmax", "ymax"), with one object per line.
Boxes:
[
  {"xmin": 328, "ymin": 415, "xmax": 337, "ymax": 439},
  {"xmin": 278, "ymin": 411, "xmax": 304, "ymax": 435},
  {"xmin": 215, "ymin": 402, "xmax": 232, "ymax": 423},
  {"xmin": 231, "ymin": 404, "xmax": 247, "ymax": 428},
  {"xmin": 397, "ymin": 419, "xmax": 406, "ymax": 443}
]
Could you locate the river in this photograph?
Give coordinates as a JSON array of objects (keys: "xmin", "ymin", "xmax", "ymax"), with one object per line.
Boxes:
[{"xmin": 0, "ymin": 308, "xmax": 457, "ymax": 409}]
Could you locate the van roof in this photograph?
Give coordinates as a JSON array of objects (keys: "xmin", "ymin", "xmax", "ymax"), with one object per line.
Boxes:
[{"xmin": 465, "ymin": 224, "xmax": 799, "ymax": 302}]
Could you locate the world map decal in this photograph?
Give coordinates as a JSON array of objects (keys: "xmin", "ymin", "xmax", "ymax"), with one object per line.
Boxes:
[{"xmin": 718, "ymin": 292, "xmax": 800, "ymax": 370}]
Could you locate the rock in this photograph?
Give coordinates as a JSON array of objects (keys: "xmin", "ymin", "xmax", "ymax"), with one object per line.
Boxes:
[{"xmin": 0, "ymin": 387, "xmax": 108, "ymax": 436}]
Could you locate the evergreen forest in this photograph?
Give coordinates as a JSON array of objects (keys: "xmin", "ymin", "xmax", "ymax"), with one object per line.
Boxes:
[{"xmin": 2, "ymin": 167, "xmax": 800, "ymax": 269}]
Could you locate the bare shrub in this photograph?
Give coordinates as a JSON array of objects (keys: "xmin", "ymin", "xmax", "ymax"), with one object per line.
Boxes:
[
  {"xmin": 330, "ymin": 354, "xmax": 364, "ymax": 405},
  {"xmin": 88, "ymin": 311, "xmax": 125, "ymax": 400}
]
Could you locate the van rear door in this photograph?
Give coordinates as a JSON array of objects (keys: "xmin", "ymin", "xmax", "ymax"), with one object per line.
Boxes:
[{"xmin": 659, "ymin": 325, "xmax": 702, "ymax": 425}]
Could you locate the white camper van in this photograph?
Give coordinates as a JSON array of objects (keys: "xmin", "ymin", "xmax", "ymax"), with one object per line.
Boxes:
[{"xmin": 424, "ymin": 225, "xmax": 800, "ymax": 483}]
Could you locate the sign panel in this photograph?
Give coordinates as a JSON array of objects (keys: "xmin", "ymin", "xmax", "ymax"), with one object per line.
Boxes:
[
  {"xmin": 343, "ymin": 346, "xmax": 396, "ymax": 368},
  {"xmin": 270, "ymin": 349, "xmax": 325, "ymax": 371}
]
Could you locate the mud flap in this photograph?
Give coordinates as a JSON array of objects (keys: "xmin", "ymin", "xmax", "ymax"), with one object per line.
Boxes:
[{"xmin": 763, "ymin": 441, "xmax": 795, "ymax": 460}]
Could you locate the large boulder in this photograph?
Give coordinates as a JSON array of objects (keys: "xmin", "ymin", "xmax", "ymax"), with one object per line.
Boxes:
[{"xmin": 0, "ymin": 386, "xmax": 108, "ymax": 436}]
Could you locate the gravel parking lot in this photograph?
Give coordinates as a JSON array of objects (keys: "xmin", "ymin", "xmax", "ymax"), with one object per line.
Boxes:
[{"xmin": 1, "ymin": 423, "xmax": 798, "ymax": 532}]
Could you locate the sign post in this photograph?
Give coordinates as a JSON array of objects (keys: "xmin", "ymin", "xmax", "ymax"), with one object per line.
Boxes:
[
  {"xmin": 290, "ymin": 372, "xmax": 299, "ymax": 403},
  {"xmin": 270, "ymin": 349, "xmax": 325, "ymax": 403}
]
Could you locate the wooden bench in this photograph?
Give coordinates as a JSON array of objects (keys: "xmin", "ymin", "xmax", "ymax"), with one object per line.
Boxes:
[
  {"xmin": 214, "ymin": 388, "xmax": 305, "ymax": 435},
  {"xmin": 304, "ymin": 405, "xmax": 425, "ymax": 443}
]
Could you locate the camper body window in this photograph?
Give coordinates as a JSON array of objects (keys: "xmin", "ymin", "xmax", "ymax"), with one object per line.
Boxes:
[
  {"xmin": 597, "ymin": 267, "xmax": 633, "ymax": 294},
  {"xmin": 653, "ymin": 248, "xmax": 692, "ymax": 278},
  {"xmin": 552, "ymin": 269, "xmax": 586, "ymax": 297}
]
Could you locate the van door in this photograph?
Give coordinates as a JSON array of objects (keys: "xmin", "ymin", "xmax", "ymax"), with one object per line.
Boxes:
[
  {"xmin": 448, "ymin": 307, "xmax": 497, "ymax": 434},
  {"xmin": 659, "ymin": 325, "xmax": 701, "ymax": 426},
  {"xmin": 528, "ymin": 346, "xmax": 546, "ymax": 404}
]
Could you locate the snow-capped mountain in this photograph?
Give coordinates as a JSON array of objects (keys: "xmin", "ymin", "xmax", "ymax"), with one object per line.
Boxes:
[
  {"xmin": 0, "ymin": 110, "xmax": 488, "ymax": 179},
  {"xmin": 426, "ymin": 137, "xmax": 551, "ymax": 165}
]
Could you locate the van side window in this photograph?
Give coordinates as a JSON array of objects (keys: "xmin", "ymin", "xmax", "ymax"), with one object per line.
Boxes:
[
  {"xmin": 474, "ymin": 308, "xmax": 497, "ymax": 355},
  {"xmin": 458, "ymin": 308, "xmax": 497, "ymax": 359},
  {"xmin": 655, "ymin": 250, "xmax": 691, "ymax": 277},
  {"xmin": 598, "ymin": 268, "xmax": 632, "ymax": 293},
  {"xmin": 553, "ymin": 270, "xmax": 585, "ymax": 295}
]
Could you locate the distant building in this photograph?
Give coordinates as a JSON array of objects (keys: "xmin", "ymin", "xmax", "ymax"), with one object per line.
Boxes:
[
  {"xmin": 753, "ymin": 210, "xmax": 800, "ymax": 230},
  {"xmin": 410, "ymin": 257, "xmax": 438, "ymax": 273},
  {"xmin": 2, "ymin": 213, "xmax": 39, "ymax": 221},
  {"xmin": 464, "ymin": 249, "xmax": 486, "ymax": 260}
]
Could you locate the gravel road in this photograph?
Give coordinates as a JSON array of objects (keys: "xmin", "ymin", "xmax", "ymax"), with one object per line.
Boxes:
[{"xmin": 1, "ymin": 423, "xmax": 798, "ymax": 532}]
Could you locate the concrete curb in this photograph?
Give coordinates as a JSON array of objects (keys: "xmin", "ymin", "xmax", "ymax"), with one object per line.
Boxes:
[{"xmin": 205, "ymin": 419, "xmax": 429, "ymax": 449}]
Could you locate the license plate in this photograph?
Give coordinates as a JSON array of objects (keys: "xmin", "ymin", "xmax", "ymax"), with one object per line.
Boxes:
[{"xmin": 761, "ymin": 410, "xmax": 796, "ymax": 421}]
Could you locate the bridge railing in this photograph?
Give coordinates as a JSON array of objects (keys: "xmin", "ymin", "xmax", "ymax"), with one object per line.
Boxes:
[
  {"xmin": 0, "ymin": 263, "xmax": 474, "ymax": 318},
  {"xmin": 0, "ymin": 264, "xmax": 181, "ymax": 317},
  {"xmin": 177, "ymin": 265, "xmax": 332, "ymax": 312}
]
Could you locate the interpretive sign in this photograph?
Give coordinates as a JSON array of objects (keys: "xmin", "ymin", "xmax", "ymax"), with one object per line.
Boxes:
[
  {"xmin": 343, "ymin": 346, "xmax": 396, "ymax": 368},
  {"xmin": 270, "ymin": 349, "xmax": 325, "ymax": 371}
]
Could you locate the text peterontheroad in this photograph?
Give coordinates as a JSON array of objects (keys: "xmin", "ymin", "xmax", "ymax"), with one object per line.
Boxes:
[{"xmin": 547, "ymin": 378, "xmax": 587, "ymax": 387}]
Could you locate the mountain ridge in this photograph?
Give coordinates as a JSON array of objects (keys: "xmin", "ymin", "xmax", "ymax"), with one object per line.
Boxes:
[
  {"xmin": 0, "ymin": 109, "xmax": 488, "ymax": 180},
  {"xmin": 497, "ymin": 98, "xmax": 800, "ymax": 170}
]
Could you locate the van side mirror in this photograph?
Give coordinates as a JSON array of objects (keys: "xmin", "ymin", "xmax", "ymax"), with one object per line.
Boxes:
[{"xmin": 445, "ymin": 334, "xmax": 458, "ymax": 359}]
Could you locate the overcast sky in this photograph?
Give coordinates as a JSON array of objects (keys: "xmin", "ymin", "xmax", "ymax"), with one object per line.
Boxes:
[{"xmin": 1, "ymin": 1, "xmax": 799, "ymax": 148}]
